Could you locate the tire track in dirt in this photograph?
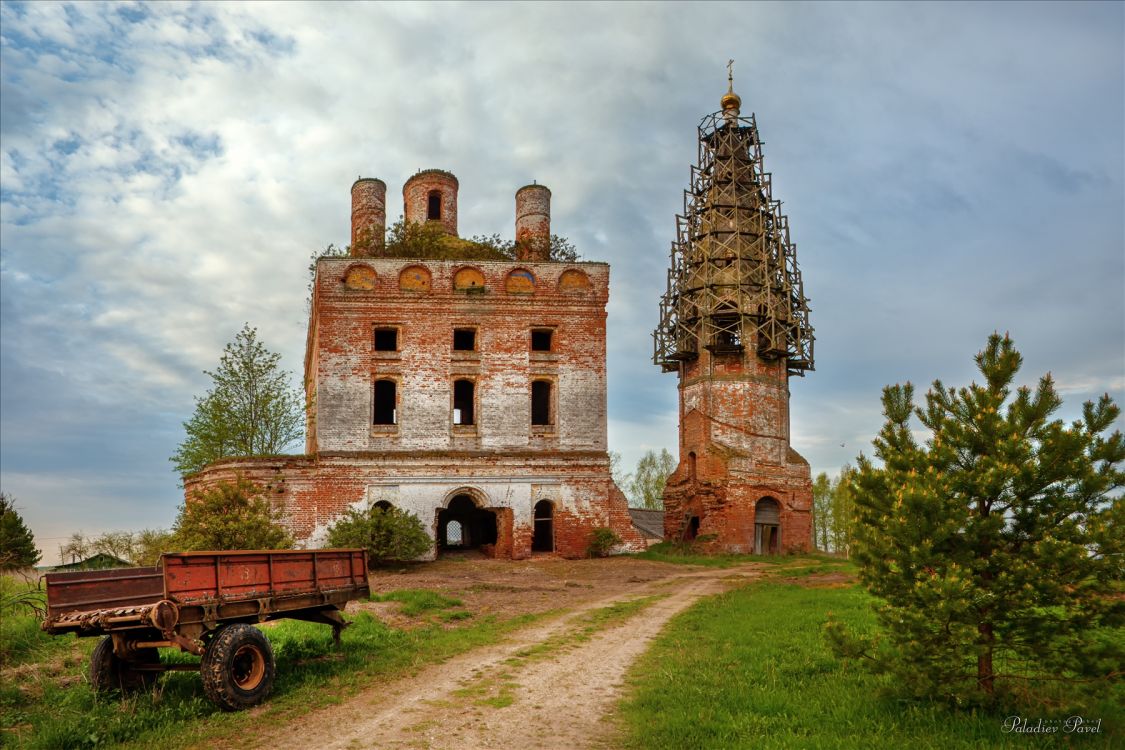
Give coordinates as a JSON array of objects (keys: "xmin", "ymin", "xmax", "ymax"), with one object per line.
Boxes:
[{"xmin": 251, "ymin": 567, "xmax": 760, "ymax": 750}]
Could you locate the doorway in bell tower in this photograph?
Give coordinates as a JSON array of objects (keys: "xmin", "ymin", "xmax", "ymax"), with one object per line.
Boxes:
[{"xmin": 753, "ymin": 497, "xmax": 781, "ymax": 555}]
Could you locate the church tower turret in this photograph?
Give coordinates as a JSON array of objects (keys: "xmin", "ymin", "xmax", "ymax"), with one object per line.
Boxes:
[{"xmin": 654, "ymin": 67, "xmax": 815, "ymax": 553}]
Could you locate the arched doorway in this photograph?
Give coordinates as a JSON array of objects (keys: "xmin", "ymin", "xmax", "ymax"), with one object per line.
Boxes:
[
  {"xmin": 532, "ymin": 500, "xmax": 554, "ymax": 552},
  {"xmin": 754, "ymin": 497, "xmax": 781, "ymax": 555},
  {"xmin": 437, "ymin": 494, "xmax": 497, "ymax": 553}
]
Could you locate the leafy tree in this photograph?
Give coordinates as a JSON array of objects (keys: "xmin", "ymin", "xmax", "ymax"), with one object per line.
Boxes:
[
  {"xmin": 325, "ymin": 505, "xmax": 431, "ymax": 566},
  {"xmin": 173, "ymin": 477, "xmax": 293, "ymax": 551},
  {"xmin": 811, "ymin": 472, "xmax": 832, "ymax": 551},
  {"xmin": 132, "ymin": 529, "xmax": 177, "ymax": 566},
  {"xmin": 90, "ymin": 530, "xmax": 137, "ymax": 563},
  {"xmin": 58, "ymin": 531, "xmax": 90, "ymax": 565},
  {"xmin": 827, "ymin": 334, "xmax": 1124, "ymax": 705},
  {"xmin": 0, "ymin": 494, "xmax": 40, "ymax": 570},
  {"xmin": 171, "ymin": 324, "xmax": 304, "ymax": 476},
  {"xmin": 829, "ymin": 465, "xmax": 857, "ymax": 557},
  {"xmin": 608, "ymin": 451, "xmax": 632, "ymax": 493},
  {"xmin": 629, "ymin": 449, "xmax": 677, "ymax": 509}
]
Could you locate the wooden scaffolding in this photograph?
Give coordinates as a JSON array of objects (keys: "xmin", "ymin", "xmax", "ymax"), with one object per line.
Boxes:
[{"xmin": 654, "ymin": 107, "xmax": 814, "ymax": 376}]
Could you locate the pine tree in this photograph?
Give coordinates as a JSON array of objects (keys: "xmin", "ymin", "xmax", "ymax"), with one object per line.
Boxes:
[
  {"xmin": 828, "ymin": 334, "xmax": 1124, "ymax": 705},
  {"xmin": 171, "ymin": 324, "xmax": 304, "ymax": 476},
  {"xmin": 0, "ymin": 493, "xmax": 41, "ymax": 570}
]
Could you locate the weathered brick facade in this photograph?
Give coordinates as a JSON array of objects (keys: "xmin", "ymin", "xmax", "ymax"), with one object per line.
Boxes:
[{"xmin": 187, "ymin": 171, "xmax": 642, "ymax": 559}]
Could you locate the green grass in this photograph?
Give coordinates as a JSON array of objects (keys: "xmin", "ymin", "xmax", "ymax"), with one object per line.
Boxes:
[
  {"xmin": 1, "ymin": 590, "xmax": 541, "ymax": 749},
  {"xmin": 368, "ymin": 588, "xmax": 464, "ymax": 616},
  {"xmin": 616, "ymin": 581, "xmax": 1122, "ymax": 749},
  {"xmin": 0, "ymin": 575, "xmax": 69, "ymax": 670}
]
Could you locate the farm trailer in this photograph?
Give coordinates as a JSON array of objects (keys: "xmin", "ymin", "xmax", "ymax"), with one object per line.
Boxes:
[{"xmin": 42, "ymin": 549, "xmax": 370, "ymax": 710}]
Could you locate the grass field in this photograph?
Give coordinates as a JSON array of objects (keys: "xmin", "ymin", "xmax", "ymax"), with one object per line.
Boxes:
[
  {"xmin": 0, "ymin": 579, "xmax": 535, "ymax": 749},
  {"xmin": 616, "ymin": 579, "xmax": 1123, "ymax": 749}
]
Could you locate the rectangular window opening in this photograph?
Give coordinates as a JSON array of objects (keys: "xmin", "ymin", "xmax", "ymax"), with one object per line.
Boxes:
[
  {"xmin": 374, "ymin": 380, "xmax": 397, "ymax": 425},
  {"xmin": 531, "ymin": 380, "xmax": 552, "ymax": 426},
  {"xmin": 531, "ymin": 328, "xmax": 553, "ymax": 352},
  {"xmin": 374, "ymin": 328, "xmax": 398, "ymax": 351},
  {"xmin": 453, "ymin": 379, "xmax": 474, "ymax": 426},
  {"xmin": 453, "ymin": 328, "xmax": 476, "ymax": 351}
]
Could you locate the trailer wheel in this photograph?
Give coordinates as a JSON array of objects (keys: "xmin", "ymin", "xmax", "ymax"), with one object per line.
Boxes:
[
  {"xmin": 89, "ymin": 636, "xmax": 158, "ymax": 693},
  {"xmin": 200, "ymin": 624, "xmax": 275, "ymax": 711}
]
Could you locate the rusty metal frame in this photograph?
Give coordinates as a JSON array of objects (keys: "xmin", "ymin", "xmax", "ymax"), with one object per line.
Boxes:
[{"xmin": 654, "ymin": 109, "xmax": 814, "ymax": 376}]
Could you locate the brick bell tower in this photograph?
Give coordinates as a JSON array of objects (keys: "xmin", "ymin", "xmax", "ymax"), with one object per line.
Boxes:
[{"xmin": 654, "ymin": 69, "xmax": 815, "ymax": 554}]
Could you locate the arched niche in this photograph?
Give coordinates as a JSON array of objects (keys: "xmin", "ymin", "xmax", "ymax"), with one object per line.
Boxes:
[
  {"xmin": 453, "ymin": 267, "xmax": 486, "ymax": 291},
  {"xmin": 558, "ymin": 268, "xmax": 592, "ymax": 293},
  {"xmin": 399, "ymin": 265, "xmax": 432, "ymax": 292},
  {"xmin": 343, "ymin": 264, "xmax": 377, "ymax": 290},
  {"xmin": 505, "ymin": 268, "xmax": 536, "ymax": 294}
]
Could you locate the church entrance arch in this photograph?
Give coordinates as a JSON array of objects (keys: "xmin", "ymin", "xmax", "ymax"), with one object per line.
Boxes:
[
  {"xmin": 436, "ymin": 492, "xmax": 497, "ymax": 554},
  {"xmin": 753, "ymin": 497, "xmax": 781, "ymax": 555}
]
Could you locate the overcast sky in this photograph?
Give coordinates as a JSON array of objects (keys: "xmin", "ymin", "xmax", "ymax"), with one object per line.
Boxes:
[{"xmin": 2, "ymin": 1, "xmax": 1122, "ymax": 564}]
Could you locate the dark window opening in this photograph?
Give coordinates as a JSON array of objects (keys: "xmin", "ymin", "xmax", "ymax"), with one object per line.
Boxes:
[
  {"xmin": 712, "ymin": 316, "xmax": 741, "ymax": 349},
  {"xmin": 438, "ymin": 494, "xmax": 497, "ymax": 552},
  {"xmin": 373, "ymin": 500, "xmax": 393, "ymax": 513},
  {"xmin": 532, "ymin": 500, "xmax": 554, "ymax": 552},
  {"xmin": 684, "ymin": 515, "xmax": 701, "ymax": 541},
  {"xmin": 531, "ymin": 329, "xmax": 553, "ymax": 352},
  {"xmin": 427, "ymin": 191, "xmax": 441, "ymax": 221},
  {"xmin": 531, "ymin": 380, "xmax": 552, "ymax": 426},
  {"xmin": 374, "ymin": 328, "xmax": 398, "ymax": 351},
  {"xmin": 689, "ymin": 452, "xmax": 697, "ymax": 483},
  {"xmin": 453, "ymin": 328, "xmax": 476, "ymax": 351},
  {"xmin": 373, "ymin": 380, "xmax": 397, "ymax": 425},
  {"xmin": 453, "ymin": 379, "xmax": 474, "ymax": 425}
]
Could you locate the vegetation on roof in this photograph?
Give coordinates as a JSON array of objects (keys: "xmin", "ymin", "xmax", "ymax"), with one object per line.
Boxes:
[{"xmin": 345, "ymin": 216, "xmax": 580, "ymax": 263}]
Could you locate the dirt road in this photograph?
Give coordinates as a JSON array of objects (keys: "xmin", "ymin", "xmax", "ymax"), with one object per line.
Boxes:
[{"xmin": 247, "ymin": 560, "xmax": 765, "ymax": 750}]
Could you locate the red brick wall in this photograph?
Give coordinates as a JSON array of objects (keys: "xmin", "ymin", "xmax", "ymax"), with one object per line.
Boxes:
[{"xmin": 662, "ymin": 346, "xmax": 812, "ymax": 553}]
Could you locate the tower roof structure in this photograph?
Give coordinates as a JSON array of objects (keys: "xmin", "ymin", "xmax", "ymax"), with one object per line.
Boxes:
[{"xmin": 654, "ymin": 77, "xmax": 814, "ymax": 376}]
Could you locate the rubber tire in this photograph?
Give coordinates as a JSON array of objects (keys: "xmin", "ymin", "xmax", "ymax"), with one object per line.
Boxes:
[
  {"xmin": 89, "ymin": 636, "xmax": 158, "ymax": 693},
  {"xmin": 200, "ymin": 624, "xmax": 276, "ymax": 711}
]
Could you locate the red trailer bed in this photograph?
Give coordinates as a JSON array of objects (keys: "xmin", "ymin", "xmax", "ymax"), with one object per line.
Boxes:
[{"xmin": 42, "ymin": 549, "xmax": 370, "ymax": 710}]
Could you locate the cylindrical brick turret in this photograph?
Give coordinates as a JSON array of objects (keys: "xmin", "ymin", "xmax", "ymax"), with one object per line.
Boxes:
[
  {"xmin": 515, "ymin": 183, "xmax": 551, "ymax": 261},
  {"xmin": 403, "ymin": 169, "xmax": 459, "ymax": 236},
  {"xmin": 350, "ymin": 177, "xmax": 386, "ymax": 256}
]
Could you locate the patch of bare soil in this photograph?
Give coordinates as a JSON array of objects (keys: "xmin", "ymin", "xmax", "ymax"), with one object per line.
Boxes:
[
  {"xmin": 364, "ymin": 553, "xmax": 684, "ymax": 621},
  {"xmin": 244, "ymin": 557, "xmax": 767, "ymax": 750}
]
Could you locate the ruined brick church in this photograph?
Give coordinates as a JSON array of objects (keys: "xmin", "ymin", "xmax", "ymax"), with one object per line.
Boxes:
[
  {"xmin": 186, "ymin": 169, "xmax": 642, "ymax": 558},
  {"xmin": 186, "ymin": 76, "xmax": 813, "ymax": 558}
]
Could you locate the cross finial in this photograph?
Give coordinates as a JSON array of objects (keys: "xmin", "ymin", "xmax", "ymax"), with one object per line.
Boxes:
[{"xmin": 727, "ymin": 59, "xmax": 734, "ymax": 91}]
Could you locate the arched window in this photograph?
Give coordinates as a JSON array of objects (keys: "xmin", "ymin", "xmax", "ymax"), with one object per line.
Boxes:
[
  {"xmin": 427, "ymin": 191, "xmax": 442, "ymax": 221},
  {"xmin": 531, "ymin": 380, "xmax": 552, "ymax": 426},
  {"xmin": 532, "ymin": 500, "xmax": 554, "ymax": 552},
  {"xmin": 453, "ymin": 379, "xmax": 474, "ymax": 425},
  {"xmin": 373, "ymin": 380, "xmax": 397, "ymax": 425}
]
